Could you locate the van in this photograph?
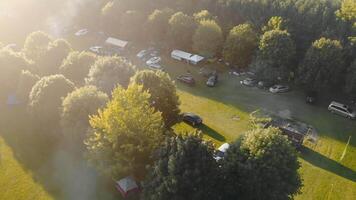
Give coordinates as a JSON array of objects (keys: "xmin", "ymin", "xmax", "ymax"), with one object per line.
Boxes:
[{"xmin": 328, "ymin": 101, "xmax": 356, "ymax": 119}]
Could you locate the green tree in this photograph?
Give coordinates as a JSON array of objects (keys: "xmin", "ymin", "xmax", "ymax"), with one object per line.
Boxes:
[
  {"xmin": 298, "ymin": 37, "xmax": 345, "ymax": 91},
  {"xmin": 130, "ymin": 70, "xmax": 180, "ymax": 127},
  {"xmin": 60, "ymin": 51, "xmax": 97, "ymax": 85},
  {"xmin": 336, "ymin": 0, "xmax": 356, "ymax": 22},
  {"xmin": 169, "ymin": 12, "xmax": 197, "ymax": 50},
  {"xmin": 85, "ymin": 56, "xmax": 135, "ymax": 94},
  {"xmin": 254, "ymin": 29, "xmax": 296, "ymax": 82},
  {"xmin": 262, "ymin": 16, "xmax": 287, "ymax": 32},
  {"xmin": 85, "ymin": 84, "xmax": 164, "ymax": 179},
  {"xmin": 223, "ymin": 23, "xmax": 258, "ymax": 68},
  {"xmin": 22, "ymin": 31, "xmax": 52, "ymax": 62},
  {"xmin": 345, "ymin": 60, "xmax": 356, "ymax": 99},
  {"xmin": 193, "ymin": 20, "xmax": 223, "ymax": 57},
  {"xmin": 28, "ymin": 75, "xmax": 75, "ymax": 128},
  {"xmin": 143, "ymin": 133, "xmax": 220, "ymax": 200},
  {"xmin": 222, "ymin": 127, "xmax": 302, "ymax": 200},
  {"xmin": 16, "ymin": 70, "xmax": 40, "ymax": 103},
  {"xmin": 120, "ymin": 10, "xmax": 146, "ymax": 41},
  {"xmin": 61, "ymin": 86, "xmax": 108, "ymax": 149},
  {"xmin": 193, "ymin": 10, "xmax": 215, "ymax": 22},
  {"xmin": 146, "ymin": 9, "xmax": 174, "ymax": 45}
]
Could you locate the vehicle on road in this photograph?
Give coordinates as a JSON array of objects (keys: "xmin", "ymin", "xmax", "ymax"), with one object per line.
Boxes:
[
  {"xmin": 240, "ymin": 78, "xmax": 257, "ymax": 87},
  {"xmin": 306, "ymin": 90, "xmax": 318, "ymax": 104},
  {"xmin": 328, "ymin": 101, "xmax": 356, "ymax": 119},
  {"xmin": 182, "ymin": 113, "xmax": 203, "ymax": 126},
  {"xmin": 206, "ymin": 73, "xmax": 218, "ymax": 87},
  {"xmin": 147, "ymin": 63, "xmax": 164, "ymax": 71},
  {"xmin": 136, "ymin": 50, "xmax": 147, "ymax": 59},
  {"xmin": 177, "ymin": 74, "xmax": 195, "ymax": 85},
  {"xmin": 146, "ymin": 56, "xmax": 161, "ymax": 65},
  {"xmin": 269, "ymin": 85, "xmax": 290, "ymax": 93}
]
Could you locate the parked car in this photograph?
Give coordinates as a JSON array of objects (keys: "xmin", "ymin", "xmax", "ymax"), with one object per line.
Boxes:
[
  {"xmin": 146, "ymin": 56, "xmax": 161, "ymax": 65},
  {"xmin": 269, "ymin": 85, "xmax": 290, "ymax": 93},
  {"xmin": 89, "ymin": 46, "xmax": 103, "ymax": 54},
  {"xmin": 177, "ymin": 74, "xmax": 195, "ymax": 85},
  {"xmin": 136, "ymin": 50, "xmax": 147, "ymax": 59},
  {"xmin": 306, "ymin": 90, "xmax": 318, "ymax": 104},
  {"xmin": 240, "ymin": 78, "xmax": 257, "ymax": 87},
  {"xmin": 328, "ymin": 101, "xmax": 356, "ymax": 119},
  {"xmin": 75, "ymin": 28, "xmax": 89, "ymax": 36},
  {"xmin": 206, "ymin": 73, "xmax": 218, "ymax": 87},
  {"xmin": 147, "ymin": 63, "xmax": 164, "ymax": 71},
  {"xmin": 214, "ymin": 143, "xmax": 230, "ymax": 161},
  {"xmin": 182, "ymin": 113, "xmax": 203, "ymax": 126},
  {"xmin": 257, "ymin": 81, "xmax": 274, "ymax": 89}
]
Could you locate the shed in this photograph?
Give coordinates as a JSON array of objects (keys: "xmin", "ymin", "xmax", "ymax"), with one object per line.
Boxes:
[
  {"xmin": 115, "ymin": 176, "xmax": 140, "ymax": 198},
  {"xmin": 171, "ymin": 50, "xmax": 204, "ymax": 65},
  {"xmin": 105, "ymin": 37, "xmax": 128, "ymax": 49}
]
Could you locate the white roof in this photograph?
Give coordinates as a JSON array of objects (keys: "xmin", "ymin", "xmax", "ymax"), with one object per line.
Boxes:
[
  {"xmin": 218, "ymin": 143, "xmax": 230, "ymax": 152},
  {"xmin": 105, "ymin": 37, "xmax": 128, "ymax": 48},
  {"xmin": 190, "ymin": 54, "xmax": 204, "ymax": 63},
  {"xmin": 116, "ymin": 176, "xmax": 138, "ymax": 193},
  {"xmin": 171, "ymin": 50, "xmax": 204, "ymax": 63}
]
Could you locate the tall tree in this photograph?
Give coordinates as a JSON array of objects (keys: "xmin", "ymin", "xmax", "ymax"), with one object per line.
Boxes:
[
  {"xmin": 85, "ymin": 56, "xmax": 135, "ymax": 94},
  {"xmin": 298, "ymin": 37, "xmax": 345, "ymax": 91},
  {"xmin": 120, "ymin": 10, "xmax": 146, "ymax": 41},
  {"xmin": 143, "ymin": 133, "xmax": 220, "ymax": 200},
  {"xmin": 262, "ymin": 16, "xmax": 287, "ymax": 32},
  {"xmin": 223, "ymin": 23, "xmax": 258, "ymax": 68},
  {"xmin": 168, "ymin": 12, "xmax": 197, "ymax": 50},
  {"xmin": 146, "ymin": 9, "xmax": 174, "ymax": 45},
  {"xmin": 222, "ymin": 127, "xmax": 302, "ymax": 200},
  {"xmin": 22, "ymin": 31, "xmax": 52, "ymax": 62},
  {"xmin": 130, "ymin": 70, "xmax": 180, "ymax": 127},
  {"xmin": 193, "ymin": 10, "xmax": 215, "ymax": 22},
  {"xmin": 193, "ymin": 19, "xmax": 223, "ymax": 57},
  {"xmin": 16, "ymin": 70, "xmax": 40, "ymax": 103},
  {"xmin": 85, "ymin": 84, "xmax": 164, "ymax": 179},
  {"xmin": 345, "ymin": 60, "xmax": 356, "ymax": 99}
]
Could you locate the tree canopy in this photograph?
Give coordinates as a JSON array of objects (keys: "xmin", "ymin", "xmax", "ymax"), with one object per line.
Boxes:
[
  {"xmin": 193, "ymin": 19, "xmax": 223, "ymax": 57},
  {"xmin": 146, "ymin": 9, "xmax": 174, "ymax": 45},
  {"xmin": 168, "ymin": 12, "xmax": 197, "ymax": 50},
  {"xmin": 16, "ymin": 70, "xmax": 40, "ymax": 103},
  {"xmin": 85, "ymin": 84, "xmax": 164, "ymax": 180},
  {"xmin": 22, "ymin": 31, "xmax": 52, "ymax": 62}
]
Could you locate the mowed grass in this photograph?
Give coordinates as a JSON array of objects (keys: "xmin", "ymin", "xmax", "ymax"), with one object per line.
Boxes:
[{"xmin": 0, "ymin": 137, "xmax": 53, "ymax": 200}]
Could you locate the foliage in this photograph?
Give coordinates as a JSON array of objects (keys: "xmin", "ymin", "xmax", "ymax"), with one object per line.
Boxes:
[
  {"xmin": 85, "ymin": 84, "xmax": 164, "ymax": 179},
  {"xmin": 130, "ymin": 70, "xmax": 180, "ymax": 128},
  {"xmin": 336, "ymin": 0, "xmax": 356, "ymax": 22},
  {"xmin": 143, "ymin": 133, "xmax": 220, "ymax": 200},
  {"xmin": 146, "ymin": 9, "xmax": 174, "ymax": 45},
  {"xmin": 85, "ymin": 56, "xmax": 135, "ymax": 94},
  {"xmin": 222, "ymin": 127, "xmax": 302, "ymax": 200},
  {"xmin": 344, "ymin": 60, "xmax": 356, "ymax": 98},
  {"xmin": 262, "ymin": 16, "xmax": 287, "ymax": 32},
  {"xmin": 254, "ymin": 29, "xmax": 296, "ymax": 82},
  {"xmin": 120, "ymin": 10, "xmax": 146, "ymax": 41},
  {"xmin": 61, "ymin": 86, "xmax": 108, "ymax": 149},
  {"xmin": 22, "ymin": 31, "xmax": 52, "ymax": 62},
  {"xmin": 168, "ymin": 12, "xmax": 197, "ymax": 50},
  {"xmin": 193, "ymin": 19, "xmax": 223, "ymax": 57},
  {"xmin": 298, "ymin": 37, "xmax": 345, "ymax": 91},
  {"xmin": 223, "ymin": 23, "xmax": 258, "ymax": 68},
  {"xmin": 16, "ymin": 70, "xmax": 40, "ymax": 103},
  {"xmin": 60, "ymin": 51, "xmax": 97, "ymax": 86},
  {"xmin": 193, "ymin": 10, "xmax": 215, "ymax": 22},
  {"xmin": 28, "ymin": 74, "xmax": 75, "ymax": 128}
]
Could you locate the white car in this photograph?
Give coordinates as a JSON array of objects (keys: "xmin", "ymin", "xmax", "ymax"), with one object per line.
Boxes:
[
  {"xmin": 89, "ymin": 46, "xmax": 103, "ymax": 54},
  {"xmin": 136, "ymin": 50, "xmax": 147, "ymax": 59},
  {"xmin": 147, "ymin": 63, "xmax": 163, "ymax": 71},
  {"xmin": 240, "ymin": 78, "xmax": 257, "ymax": 87},
  {"xmin": 269, "ymin": 85, "xmax": 290, "ymax": 93},
  {"xmin": 328, "ymin": 101, "xmax": 356, "ymax": 119},
  {"xmin": 214, "ymin": 143, "xmax": 230, "ymax": 161},
  {"xmin": 75, "ymin": 29, "xmax": 89, "ymax": 36},
  {"xmin": 146, "ymin": 56, "xmax": 161, "ymax": 65}
]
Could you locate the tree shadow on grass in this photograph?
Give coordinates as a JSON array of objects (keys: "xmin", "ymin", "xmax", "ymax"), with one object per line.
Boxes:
[
  {"xmin": 300, "ymin": 147, "xmax": 356, "ymax": 182},
  {"xmin": 197, "ymin": 124, "xmax": 226, "ymax": 142}
]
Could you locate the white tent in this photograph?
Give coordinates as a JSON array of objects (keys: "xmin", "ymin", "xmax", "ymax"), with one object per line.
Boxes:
[
  {"xmin": 171, "ymin": 50, "xmax": 204, "ymax": 65},
  {"xmin": 105, "ymin": 37, "xmax": 128, "ymax": 49}
]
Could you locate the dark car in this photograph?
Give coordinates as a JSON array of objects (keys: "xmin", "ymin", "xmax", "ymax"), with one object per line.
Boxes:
[
  {"xmin": 177, "ymin": 74, "xmax": 195, "ymax": 85},
  {"xmin": 306, "ymin": 90, "xmax": 318, "ymax": 104},
  {"xmin": 182, "ymin": 113, "xmax": 203, "ymax": 126},
  {"xmin": 206, "ymin": 73, "xmax": 218, "ymax": 87}
]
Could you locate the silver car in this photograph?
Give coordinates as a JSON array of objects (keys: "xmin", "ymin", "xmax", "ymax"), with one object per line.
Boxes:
[{"xmin": 328, "ymin": 101, "xmax": 356, "ymax": 119}]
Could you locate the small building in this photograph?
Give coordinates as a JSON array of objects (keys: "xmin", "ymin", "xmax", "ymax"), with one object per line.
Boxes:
[
  {"xmin": 171, "ymin": 50, "xmax": 204, "ymax": 65},
  {"xmin": 115, "ymin": 176, "xmax": 140, "ymax": 198},
  {"xmin": 105, "ymin": 37, "xmax": 129, "ymax": 50}
]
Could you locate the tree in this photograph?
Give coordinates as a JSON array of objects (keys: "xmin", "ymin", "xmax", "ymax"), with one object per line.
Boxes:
[
  {"xmin": 0, "ymin": 49, "xmax": 32, "ymax": 100},
  {"xmin": 345, "ymin": 60, "xmax": 356, "ymax": 99},
  {"xmin": 60, "ymin": 51, "xmax": 97, "ymax": 85},
  {"xmin": 37, "ymin": 39, "xmax": 72, "ymax": 76},
  {"xmin": 222, "ymin": 127, "xmax": 302, "ymax": 200},
  {"xmin": 298, "ymin": 37, "xmax": 345, "ymax": 91},
  {"xmin": 130, "ymin": 70, "xmax": 180, "ymax": 127},
  {"xmin": 254, "ymin": 29, "xmax": 296, "ymax": 82},
  {"xmin": 168, "ymin": 12, "xmax": 197, "ymax": 50},
  {"xmin": 120, "ymin": 10, "xmax": 146, "ymax": 41},
  {"xmin": 22, "ymin": 31, "xmax": 52, "ymax": 62},
  {"xmin": 262, "ymin": 16, "xmax": 287, "ymax": 32},
  {"xmin": 85, "ymin": 84, "xmax": 164, "ymax": 179},
  {"xmin": 61, "ymin": 86, "xmax": 108, "ymax": 149},
  {"xmin": 28, "ymin": 74, "xmax": 75, "ymax": 128},
  {"xmin": 146, "ymin": 9, "xmax": 174, "ymax": 45},
  {"xmin": 193, "ymin": 10, "xmax": 215, "ymax": 22},
  {"xmin": 85, "ymin": 56, "xmax": 135, "ymax": 94},
  {"xmin": 16, "ymin": 70, "xmax": 40, "ymax": 103},
  {"xmin": 143, "ymin": 133, "xmax": 220, "ymax": 200},
  {"xmin": 193, "ymin": 20, "xmax": 223, "ymax": 57},
  {"xmin": 223, "ymin": 23, "xmax": 258, "ymax": 68},
  {"xmin": 336, "ymin": 0, "xmax": 356, "ymax": 22}
]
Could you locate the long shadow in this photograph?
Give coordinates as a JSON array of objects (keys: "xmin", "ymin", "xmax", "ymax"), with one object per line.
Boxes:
[
  {"xmin": 198, "ymin": 124, "xmax": 226, "ymax": 142},
  {"xmin": 300, "ymin": 146, "xmax": 356, "ymax": 182}
]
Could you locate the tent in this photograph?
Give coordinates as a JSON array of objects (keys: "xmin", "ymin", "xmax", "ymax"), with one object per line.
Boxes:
[
  {"xmin": 171, "ymin": 50, "xmax": 204, "ymax": 65},
  {"xmin": 115, "ymin": 176, "xmax": 140, "ymax": 198}
]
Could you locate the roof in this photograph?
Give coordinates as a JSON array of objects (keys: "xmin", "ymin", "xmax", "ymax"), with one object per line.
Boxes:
[
  {"xmin": 218, "ymin": 143, "xmax": 230, "ymax": 152},
  {"xmin": 190, "ymin": 54, "xmax": 204, "ymax": 63},
  {"xmin": 116, "ymin": 176, "xmax": 138, "ymax": 193},
  {"xmin": 105, "ymin": 37, "xmax": 128, "ymax": 48},
  {"xmin": 171, "ymin": 50, "xmax": 204, "ymax": 63}
]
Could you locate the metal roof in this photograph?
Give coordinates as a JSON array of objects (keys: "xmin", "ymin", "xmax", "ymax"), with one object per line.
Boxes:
[{"xmin": 105, "ymin": 37, "xmax": 128, "ymax": 48}]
